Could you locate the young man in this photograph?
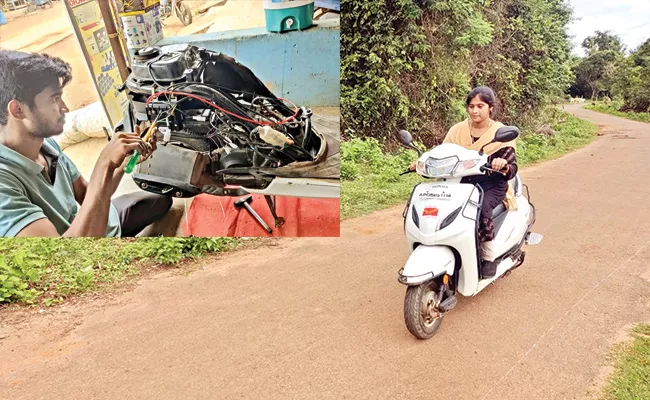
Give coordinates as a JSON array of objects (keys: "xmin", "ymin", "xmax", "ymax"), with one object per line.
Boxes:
[{"xmin": 0, "ymin": 50, "xmax": 172, "ymax": 237}]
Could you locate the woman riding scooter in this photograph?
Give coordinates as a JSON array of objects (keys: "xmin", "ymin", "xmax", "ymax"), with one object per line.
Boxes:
[{"xmin": 409, "ymin": 86, "xmax": 518, "ymax": 278}]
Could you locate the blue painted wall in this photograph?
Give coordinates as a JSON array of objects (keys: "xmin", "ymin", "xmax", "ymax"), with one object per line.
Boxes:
[{"xmin": 141, "ymin": 19, "xmax": 340, "ymax": 107}]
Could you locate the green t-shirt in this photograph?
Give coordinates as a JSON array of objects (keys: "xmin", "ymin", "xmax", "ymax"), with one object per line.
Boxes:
[{"xmin": 0, "ymin": 138, "xmax": 121, "ymax": 237}]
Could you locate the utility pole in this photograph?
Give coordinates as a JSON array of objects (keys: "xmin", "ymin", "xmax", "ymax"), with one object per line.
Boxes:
[{"xmin": 97, "ymin": 0, "xmax": 129, "ymax": 81}]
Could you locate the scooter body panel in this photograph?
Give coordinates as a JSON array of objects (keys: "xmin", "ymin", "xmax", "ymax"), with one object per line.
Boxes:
[
  {"xmin": 404, "ymin": 182, "xmax": 481, "ymax": 295},
  {"xmin": 403, "ymin": 173, "xmax": 531, "ymax": 296}
]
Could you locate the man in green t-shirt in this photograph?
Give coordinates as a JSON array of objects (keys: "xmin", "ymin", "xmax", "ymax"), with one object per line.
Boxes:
[{"xmin": 0, "ymin": 50, "xmax": 172, "ymax": 237}]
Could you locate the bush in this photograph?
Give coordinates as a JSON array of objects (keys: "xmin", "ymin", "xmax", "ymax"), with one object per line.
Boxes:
[
  {"xmin": 0, "ymin": 237, "xmax": 238, "ymax": 305},
  {"xmin": 342, "ymin": 138, "xmax": 417, "ymax": 181},
  {"xmin": 341, "ymin": 137, "xmax": 421, "ymax": 218},
  {"xmin": 585, "ymin": 100, "xmax": 650, "ymax": 124}
]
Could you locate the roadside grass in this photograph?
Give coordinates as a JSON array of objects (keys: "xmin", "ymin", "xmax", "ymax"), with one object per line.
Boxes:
[
  {"xmin": 0, "ymin": 237, "xmax": 238, "ymax": 306},
  {"xmin": 341, "ymin": 110, "xmax": 598, "ymax": 219},
  {"xmin": 600, "ymin": 324, "xmax": 650, "ymax": 400},
  {"xmin": 585, "ymin": 100, "xmax": 650, "ymax": 124}
]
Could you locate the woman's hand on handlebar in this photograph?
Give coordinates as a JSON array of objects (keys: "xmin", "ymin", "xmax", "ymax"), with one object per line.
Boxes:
[
  {"xmin": 491, "ymin": 157, "xmax": 507, "ymax": 171},
  {"xmin": 482, "ymin": 162, "xmax": 507, "ymax": 177},
  {"xmin": 399, "ymin": 160, "xmax": 418, "ymax": 175}
]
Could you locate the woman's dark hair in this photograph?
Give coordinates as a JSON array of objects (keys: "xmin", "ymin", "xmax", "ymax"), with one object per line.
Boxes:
[
  {"xmin": 466, "ymin": 86, "xmax": 499, "ymax": 117},
  {"xmin": 0, "ymin": 50, "xmax": 72, "ymax": 125}
]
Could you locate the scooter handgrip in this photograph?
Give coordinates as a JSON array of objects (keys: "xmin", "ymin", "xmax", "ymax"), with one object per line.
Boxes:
[{"xmin": 481, "ymin": 164, "xmax": 507, "ymax": 177}]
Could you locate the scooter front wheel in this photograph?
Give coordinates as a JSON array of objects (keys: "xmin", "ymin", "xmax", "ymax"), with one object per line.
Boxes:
[{"xmin": 404, "ymin": 280, "xmax": 444, "ymax": 340}]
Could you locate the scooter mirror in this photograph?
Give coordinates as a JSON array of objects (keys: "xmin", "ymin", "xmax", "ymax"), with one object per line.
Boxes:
[
  {"xmin": 494, "ymin": 126, "xmax": 520, "ymax": 143},
  {"xmin": 396, "ymin": 130, "xmax": 422, "ymax": 156},
  {"xmin": 397, "ymin": 130, "xmax": 414, "ymax": 146},
  {"xmin": 479, "ymin": 126, "xmax": 520, "ymax": 155}
]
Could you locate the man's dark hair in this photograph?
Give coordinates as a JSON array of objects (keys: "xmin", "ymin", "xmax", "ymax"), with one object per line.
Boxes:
[{"xmin": 0, "ymin": 50, "xmax": 72, "ymax": 125}]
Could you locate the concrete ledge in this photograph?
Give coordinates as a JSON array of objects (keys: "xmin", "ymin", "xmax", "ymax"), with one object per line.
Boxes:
[{"xmin": 133, "ymin": 19, "xmax": 340, "ymax": 107}]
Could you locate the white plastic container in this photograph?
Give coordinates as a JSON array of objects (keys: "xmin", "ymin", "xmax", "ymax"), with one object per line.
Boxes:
[{"xmin": 259, "ymin": 126, "xmax": 294, "ymax": 147}]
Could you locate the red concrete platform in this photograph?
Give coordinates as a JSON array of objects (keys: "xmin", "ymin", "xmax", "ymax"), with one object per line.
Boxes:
[{"xmin": 183, "ymin": 194, "xmax": 340, "ymax": 237}]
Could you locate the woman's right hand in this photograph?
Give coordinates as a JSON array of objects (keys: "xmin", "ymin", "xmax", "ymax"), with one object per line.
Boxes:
[{"xmin": 408, "ymin": 160, "xmax": 417, "ymax": 171}]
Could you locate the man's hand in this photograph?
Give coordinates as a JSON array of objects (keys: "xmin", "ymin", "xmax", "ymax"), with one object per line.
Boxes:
[
  {"xmin": 408, "ymin": 160, "xmax": 418, "ymax": 171},
  {"xmin": 99, "ymin": 132, "xmax": 149, "ymax": 171},
  {"xmin": 136, "ymin": 130, "xmax": 157, "ymax": 165},
  {"xmin": 115, "ymin": 131, "xmax": 157, "ymax": 170},
  {"xmin": 491, "ymin": 157, "xmax": 507, "ymax": 171}
]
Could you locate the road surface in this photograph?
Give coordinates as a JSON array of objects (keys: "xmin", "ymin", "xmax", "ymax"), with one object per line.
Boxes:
[{"xmin": 1, "ymin": 105, "xmax": 649, "ymax": 399}]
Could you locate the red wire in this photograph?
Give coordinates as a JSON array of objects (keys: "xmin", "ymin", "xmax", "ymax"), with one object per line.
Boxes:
[{"xmin": 145, "ymin": 91, "xmax": 299, "ymax": 126}]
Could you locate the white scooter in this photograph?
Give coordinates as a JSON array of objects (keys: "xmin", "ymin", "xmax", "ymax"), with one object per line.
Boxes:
[{"xmin": 396, "ymin": 126, "xmax": 543, "ymax": 340}]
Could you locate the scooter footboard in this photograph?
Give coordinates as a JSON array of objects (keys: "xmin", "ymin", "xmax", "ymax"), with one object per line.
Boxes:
[{"xmin": 398, "ymin": 246, "xmax": 455, "ymax": 286}]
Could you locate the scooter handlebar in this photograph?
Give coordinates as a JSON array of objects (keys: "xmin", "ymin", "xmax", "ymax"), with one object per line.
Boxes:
[{"xmin": 480, "ymin": 163, "xmax": 507, "ymax": 177}]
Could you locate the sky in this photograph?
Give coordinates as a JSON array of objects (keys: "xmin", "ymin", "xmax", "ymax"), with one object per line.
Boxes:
[{"xmin": 567, "ymin": 0, "xmax": 650, "ymax": 56}]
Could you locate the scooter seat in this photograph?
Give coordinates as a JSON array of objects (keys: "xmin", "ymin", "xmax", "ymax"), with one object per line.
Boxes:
[{"xmin": 492, "ymin": 203, "xmax": 507, "ymax": 219}]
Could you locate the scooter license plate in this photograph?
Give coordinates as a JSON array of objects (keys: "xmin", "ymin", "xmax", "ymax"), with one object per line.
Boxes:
[{"xmin": 418, "ymin": 185, "xmax": 452, "ymax": 201}]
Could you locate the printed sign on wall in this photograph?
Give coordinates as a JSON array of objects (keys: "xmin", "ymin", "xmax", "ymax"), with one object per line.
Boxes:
[{"xmin": 65, "ymin": 0, "xmax": 129, "ymax": 130}]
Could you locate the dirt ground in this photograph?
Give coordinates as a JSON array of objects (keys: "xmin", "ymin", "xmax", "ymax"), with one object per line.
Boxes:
[
  {"xmin": 0, "ymin": 0, "xmax": 265, "ymax": 110},
  {"xmin": 0, "ymin": 106, "xmax": 649, "ymax": 399}
]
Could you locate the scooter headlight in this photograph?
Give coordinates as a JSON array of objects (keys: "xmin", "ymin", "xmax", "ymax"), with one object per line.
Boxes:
[
  {"xmin": 452, "ymin": 159, "xmax": 481, "ymax": 175},
  {"xmin": 418, "ymin": 156, "xmax": 459, "ymax": 178}
]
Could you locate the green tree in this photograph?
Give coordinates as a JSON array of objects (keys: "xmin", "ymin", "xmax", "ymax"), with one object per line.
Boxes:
[
  {"xmin": 569, "ymin": 31, "xmax": 625, "ymax": 99},
  {"xmin": 472, "ymin": 0, "xmax": 573, "ymax": 124},
  {"xmin": 631, "ymin": 38, "xmax": 650, "ymax": 66},
  {"xmin": 581, "ymin": 30, "xmax": 625, "ymax": 56},
  {"xmin": 572, "ymin": 50, "xmax": 619, "ymax": 99},
  {"xmin": 610, "ymin": 38, "xmax": 650, "ymax": 112}
]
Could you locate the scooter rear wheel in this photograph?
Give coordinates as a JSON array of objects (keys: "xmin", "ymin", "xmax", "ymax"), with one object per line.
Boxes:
[{"xmin": 404, "ymin": 280, "xmax": 444, "ymax": 340}]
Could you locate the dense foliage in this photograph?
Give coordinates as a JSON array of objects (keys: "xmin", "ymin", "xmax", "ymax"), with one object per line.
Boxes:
[
  {"xmin": 341, "ymin": 0, "xmax": 574, "ymax": 146},
  {"xmin": 612, "ymin": 39, "xmax": 650, "ymax": 113},
  {"xmin": 0, "ymin": 238, "xmax": 237, "ymax": 305},
  {"xmin": 570, "ymin": 31, "xmax": 650, "ymax": 113}
]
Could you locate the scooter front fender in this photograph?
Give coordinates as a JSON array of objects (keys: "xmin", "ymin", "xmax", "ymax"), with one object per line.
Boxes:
[{"xmin": 398, "ymin": 245, "xmax": 455, "ymax": 286}]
